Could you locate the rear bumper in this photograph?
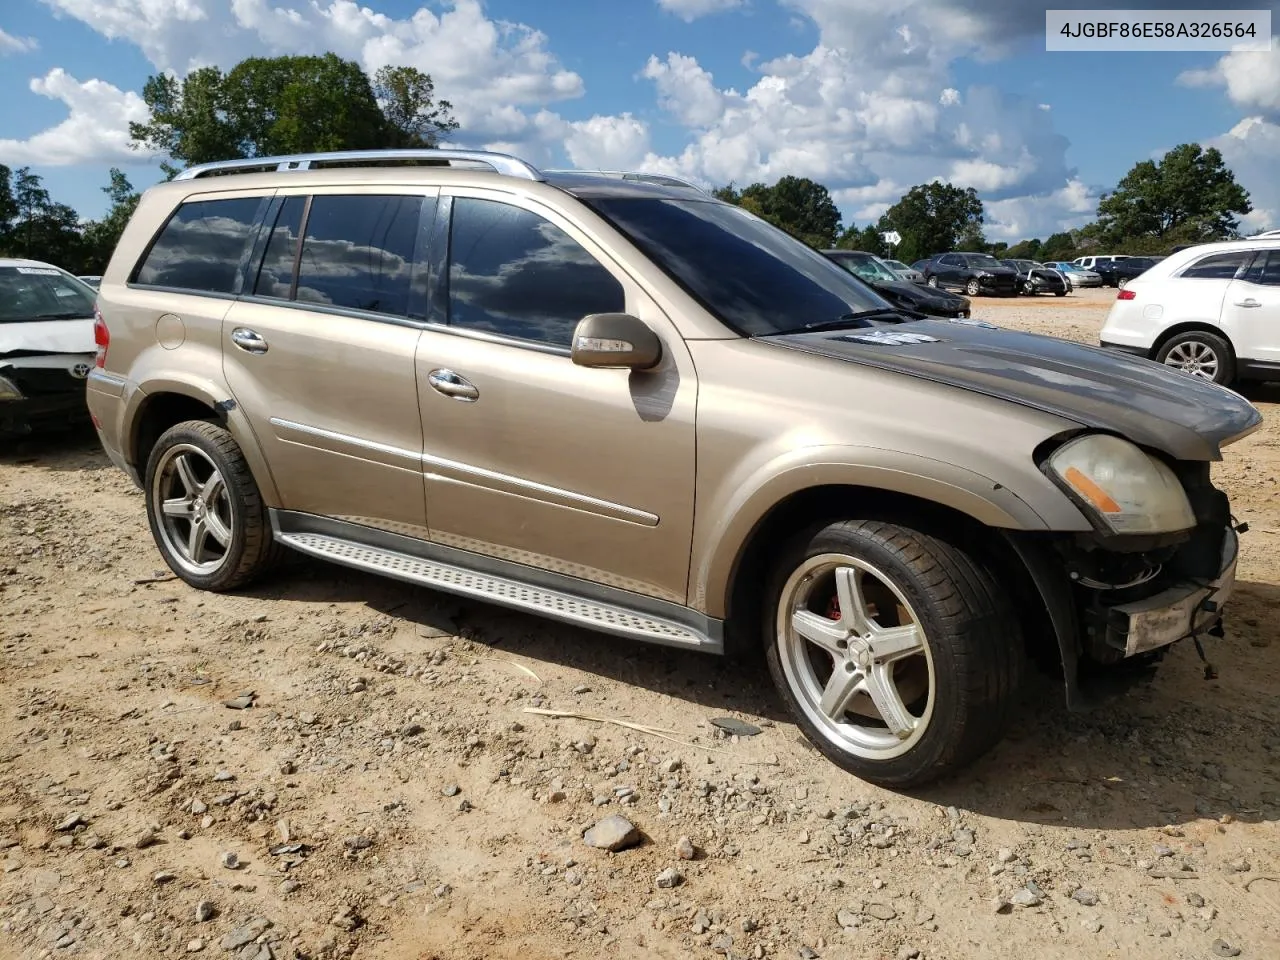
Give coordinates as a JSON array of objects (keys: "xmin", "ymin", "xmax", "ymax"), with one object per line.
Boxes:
[
  {"xmin": 1107, "ymin": 527, "xmax": 1238, "ymax": 657},
  {"xmin": 0, "ymin": 393, "xmax": 90, "ymax": 438},
  {"xmin": 85, "ymin": 369, "xmax": 138, "ymax": 483}
]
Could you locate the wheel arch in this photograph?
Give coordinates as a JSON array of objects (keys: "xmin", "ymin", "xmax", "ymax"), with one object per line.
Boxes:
[
  {"xmin": 716, "ymin": 485, "xmax": 1067, "ymax": 703},
  {"xmin": 125, "ymin": 380, "xmax": 280, "ymax": 506},
  {"xmin": 1151, "ymin": 321, "xmax": 1237, "ymax": 360}
]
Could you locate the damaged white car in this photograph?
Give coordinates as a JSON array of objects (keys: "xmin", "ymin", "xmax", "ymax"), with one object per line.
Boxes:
[{"xmin": 0, "ymin": 259, "xmax": 98, "ymax": 440}]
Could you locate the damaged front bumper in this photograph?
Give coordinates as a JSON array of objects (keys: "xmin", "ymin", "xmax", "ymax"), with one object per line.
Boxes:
[
  {"xmin": 0, "ymin": 353, "xmax": 94, "ymax": 439},
  {"xmin": 1107, "ymin": 526, "xmax": 1238, "ymax": 657}
]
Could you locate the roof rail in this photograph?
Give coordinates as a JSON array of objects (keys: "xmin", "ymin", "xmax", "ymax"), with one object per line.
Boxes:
[
  {"xmin": 543, "ymin": 169, "xmax": 706, "ymax": 193},
  {"xmin": 172, "ymin": 148, "xmax": 545, "ymax": 182}
]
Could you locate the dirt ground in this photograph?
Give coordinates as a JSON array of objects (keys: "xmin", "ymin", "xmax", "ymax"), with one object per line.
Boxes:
[{"xmin": 2, "ymin": 287, "xmax": 1277, "ymax": 960}]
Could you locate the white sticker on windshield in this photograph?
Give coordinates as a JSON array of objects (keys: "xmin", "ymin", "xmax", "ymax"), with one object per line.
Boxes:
[
  {"xmin": 14, "ymin": 267, "xmax": 63, "ymax": 276},
  {"xmin": 839, "ymin": 330, "xmax": 942, "ymax": 345}
]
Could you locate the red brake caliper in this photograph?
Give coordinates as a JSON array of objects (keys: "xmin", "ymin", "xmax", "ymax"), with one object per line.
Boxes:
[{"xmin": 825, "ymin": 595, "xmax": 841, "ymax": 620}]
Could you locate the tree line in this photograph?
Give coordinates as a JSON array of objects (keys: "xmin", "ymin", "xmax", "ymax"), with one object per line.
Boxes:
[
  {"xmin": 715, "ymin": 142, "xmax": 1251, "ymax": 264},
  {"xmin": 0, "ymin": 49, "xmax": 1252, "ymax": 274}
]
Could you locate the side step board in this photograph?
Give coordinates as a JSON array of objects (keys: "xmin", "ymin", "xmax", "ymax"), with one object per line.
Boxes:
[{"xmin": 276, "ymin": 531, "xmax": 721, "ymax": 652}]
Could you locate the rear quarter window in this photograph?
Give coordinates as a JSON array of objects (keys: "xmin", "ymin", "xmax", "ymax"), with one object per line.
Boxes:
[
  {"xmin": 133, "ymin": 196, "xmax": 267, "ymax": 294},
  {"xmin": 1178, "ymin": 252, "xmax": 1249, "ymax": 280}
]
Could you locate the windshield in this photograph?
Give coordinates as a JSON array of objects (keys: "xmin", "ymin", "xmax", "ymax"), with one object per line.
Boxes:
[
  {"xmin": 831, "ymin": 253, "xmax": 900, "ymax": 284},
  {"xmin": 965, "ymin": 254, "xmax": 1003, "ymax": 268},
  {"xmin": 0, "ymin": 265, "xmax": 97, "ymax": 323},
  {"xmin": 584, "ymin": 198, "xmax": 892, "ymax": 336}
]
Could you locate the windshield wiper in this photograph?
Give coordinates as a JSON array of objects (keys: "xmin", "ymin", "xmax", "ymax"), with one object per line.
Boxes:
[
  {"xmin": 25, "ymin": 312, "xmax": 92, "ymax": 321},
  {"xmin": 763, "ymin": 308, "xmax": 921, "ymax": 336}
]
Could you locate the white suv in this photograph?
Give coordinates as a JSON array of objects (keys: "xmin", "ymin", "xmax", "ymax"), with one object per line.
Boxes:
[
  {"xmin": 1099, "ymin": 239, "xmax": 1280, "ymax": 385},
  {"xmin": 1073, "ymin": 255, "xmax": 1129, "ymax": 271}
]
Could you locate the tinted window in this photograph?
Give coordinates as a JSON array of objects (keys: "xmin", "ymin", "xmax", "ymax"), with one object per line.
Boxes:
[
  {"xmin": 1242, "ymin": 250, "xmax": 1280, "ymax": 286},
  {"xmin": 939, "ymin": 255, "xmax": 960, "ymax": 266},
  {"xmin": 253, "ymin": 196, "xmax": 306, "ymax": 299},
  {"xmin": 585, "ymin": 197, "xmax": 888, "ymax": 337},
  {"xmin": 1180, "ymin": 252, "xmax": 1249, "ymax": 280},
  {"xmin": 448, "ymin": 198, "xmax": 625, "ymax": 347},
  {"xmin": 135, "ymin": 197, "xmax": 263, "ymax": 293},
  {"xmin": 964, "ymin": 255, "xmax": 1002, "ymax": 268},
  {"xmin": 0, "ymin": 265, "xmax": 97, "ymax": 322},
  {"xmin": 295, "ymin": 195, "xmax": 421, "ymax": 317}
]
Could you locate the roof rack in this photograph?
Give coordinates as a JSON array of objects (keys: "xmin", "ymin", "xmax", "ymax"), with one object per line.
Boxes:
[
  {"xmin": 172, "ymin": 148, "xmax": 546, "ymax": 182},
  {"xmin": 543, "ymin": 169, "xmax": 706, "ymax": 193}
]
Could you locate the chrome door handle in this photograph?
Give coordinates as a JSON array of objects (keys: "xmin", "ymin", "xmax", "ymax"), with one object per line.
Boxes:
[
  {"xmin": 231, "ymin": 327, "xmax": 269, "ymax": 353},
  {"xmin": 1234, "ymin": 299, "xmax": 1261, "ymax": 308},
  {"xmin": 427, "ymin": 368, "xmax": 479, "ymax": 402}
]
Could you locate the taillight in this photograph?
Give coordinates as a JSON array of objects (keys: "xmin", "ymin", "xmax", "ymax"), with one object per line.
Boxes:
[
  {"xmin": 1117, "ymin": 289, "xmax": 1136, "ymax": 300},
  {"xmin": 93, "ymin": 305, "xmax": 110, "ymax": 368}
]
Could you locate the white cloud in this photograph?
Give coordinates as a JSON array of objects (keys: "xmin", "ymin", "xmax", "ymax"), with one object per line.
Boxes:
[
  {"xmin": 0, "ymin": 28, "xmax": 38, "ymax": 54},
  {"xmin": 563, "ymin": 114, "xmax": 652, "ymax": 170},
  {"xmin": 983, "ymin": 178, "xmax": 1098, "ymax": 241},
  {"xmin": 642, "ymin": 53, "xmax": 728, "ymax": 127},
  {"xmin": 1178, "ymin": 41, "xmax": 1280, "ymax": 116},
  {"xmin": 656, "ymin": 0, "xmax": 744, "ymax": 21},
  {"xmin": 0, "ymin": 69, "xmax": 155, "ymax": 166},
  {"xmin": 1208, "ymin": 116, "xmax": 1280, "ymax": 233},
  {"xmin": 939, "ymin": 88, "xmax": 960, "ymax": 106}
]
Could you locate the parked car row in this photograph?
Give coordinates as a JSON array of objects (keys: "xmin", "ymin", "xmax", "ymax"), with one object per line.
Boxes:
[{"xmin": 821, "ymin": 250, "xmax": 972, "ymax": 318}]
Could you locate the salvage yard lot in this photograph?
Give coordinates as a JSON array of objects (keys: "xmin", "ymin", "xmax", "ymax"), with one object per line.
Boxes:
[{"xmin": 1, "ymin": 291, "xmax": 1277, "ymax": 960}]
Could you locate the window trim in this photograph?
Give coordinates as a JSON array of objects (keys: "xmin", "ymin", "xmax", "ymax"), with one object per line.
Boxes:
[
  {"xmin": 436, "ymin": 187, "xmax": 635, "ymax": 355},
  {"xmin": 128, "ymin": 192, "xmax": 275, "ymax": 295},
  {"xmin": 1176, "ymin": 250, "xmax": 1251, "ymax": 281}
]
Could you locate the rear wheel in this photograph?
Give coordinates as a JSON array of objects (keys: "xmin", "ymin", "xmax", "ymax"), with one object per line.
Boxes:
[
  {"xmin": 763, "ymin": 519, "xmax": 1023, "ymax": 788},
  {"xmin": 1117, "ymin": 277, "xmax": 1128, "ymax": 289},
  {"xmin": 144, "ymin": 420, "xmax": 281, "ymax": 591},
  {"xmin": 1155, "ymin": 330, "xmax": 1235, "ymax": 386}
]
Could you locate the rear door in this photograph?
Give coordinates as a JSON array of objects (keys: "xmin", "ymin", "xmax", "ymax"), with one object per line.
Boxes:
[
  {"xmin": 1170, "ymin": 250, "xmax": 1252, "ymax": 330},
  {"xmin": 1222, "ymin": 248, "xmax": 1280, "ymax": 369},
  {"xmin": 221, "ymin": 187, "xmax": 437, "ymax": 536}
]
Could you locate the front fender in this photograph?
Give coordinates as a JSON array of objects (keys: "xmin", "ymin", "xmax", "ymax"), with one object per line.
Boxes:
[{"xmin": 690, "ymin": 444, "xmax": 1061, "ymax": 617}]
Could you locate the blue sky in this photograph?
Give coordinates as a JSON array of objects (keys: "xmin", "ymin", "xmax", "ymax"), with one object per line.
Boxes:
[{"xmin": 1, "ymin": 0, "xmax": 1278, "ymax": 241}]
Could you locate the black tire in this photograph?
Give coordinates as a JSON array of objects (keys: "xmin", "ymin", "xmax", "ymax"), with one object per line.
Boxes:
[
  {"xmin": 144, "ymin": 419, "xmax": 282, "ymax": 591},
  {"xmin": 1153, "ymin": 330, "xmax": 1236, "ymax": 386},
  {"xmin": 763, "ymin": 519, "xmax": 1023, "ymax": 788},
  {"xmin": 1055, "ymin": 288, "xmax": 1067, "ymax": 297},
  {"xmin": 964, "ymin": 279, "xmax": 981, "ymax": 297}
]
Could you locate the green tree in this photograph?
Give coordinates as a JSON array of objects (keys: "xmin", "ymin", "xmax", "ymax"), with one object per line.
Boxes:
[
  {"xmin": 716, "ymin": 177, "xmax": 842, "ymax": 248},
  {"xmin": 82, "ymin": 168, "xmax": 141, "ymax": 272},
  {"xmin": 834, "ymin": 224, "xmax": 887, "ymax": 256},
  {"xmin": 373, "ymin": 65, "xmax": 458, "ymax": 147},
  {"xmin": 0, "ymin": 164, "xmax": 18, "ymax": 242},
  {"xmin": 877, "ymin": 182, "xmax": 985, "ymax": 263},
  {"xmin": 1038, "ymin": 232, "xmax": 1076, "ymax": 261},
  {"xmin": 1096, "ymin": 143, "xmax": 1251, "ymax": 245},
  {"xmin": 1003, "ymin": 237, "xmax": 1042, "ymax": 260},
  {"xmin": 13, "ymin": 166, "xmax": 52, "ymax": 258},
  {"xmin": 131, "ymin": 54, "xmax": 458, "ymax": 168}
]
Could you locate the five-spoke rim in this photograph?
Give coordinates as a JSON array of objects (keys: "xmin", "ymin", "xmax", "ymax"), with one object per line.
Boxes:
[
  {"xmin": 1163, "ymin": 340, "xmax": 1219, "ymax": 380},
  {"xmin": 152, "ymin": 444, "xmax": 233, "ymax": 575},
  {"xmin": 777, "ymin": 553, "xmax": 935, "ymax": 760}
]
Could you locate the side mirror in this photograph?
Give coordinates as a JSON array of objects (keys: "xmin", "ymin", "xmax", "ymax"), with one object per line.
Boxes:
[{"xmin": 570, "ymin": 313, "xmax": 663, "ymax": 370}]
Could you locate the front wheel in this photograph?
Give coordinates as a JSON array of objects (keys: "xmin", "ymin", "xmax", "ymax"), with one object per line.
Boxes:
[
  {"xmin": 144, "ymin": 420, "xmax": 282, "ymax": 591},
  {"xmin": 764, "ymin": 519, "xmax": 1023, "ymax": 788},
  {"xmin": 964, "ymin": 279, "xmax": 981, "ymax": 297}
]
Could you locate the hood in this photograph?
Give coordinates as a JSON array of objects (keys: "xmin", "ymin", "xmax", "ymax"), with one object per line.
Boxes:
[
  {"xmin": 769, "ymin": 318, "xmax": 1261, "ymax": 461},
  {"xmin": 0, "ymin": 318, "xmax": 95, "ymax": 357}
]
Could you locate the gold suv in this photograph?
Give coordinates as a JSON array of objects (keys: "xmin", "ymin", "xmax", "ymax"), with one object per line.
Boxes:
[{"xmin": 87, "ymin": 149, "xmax": 1259, "ymax": 787}]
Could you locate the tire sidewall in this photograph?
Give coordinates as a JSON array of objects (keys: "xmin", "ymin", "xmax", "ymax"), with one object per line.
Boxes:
[
  {"xmin": 763, "ymin": 523, "xmax": 971, "ymax": 787},
  {"xmin": 144, "ymin": 422, "xmax": 251, "ymax": 591}
]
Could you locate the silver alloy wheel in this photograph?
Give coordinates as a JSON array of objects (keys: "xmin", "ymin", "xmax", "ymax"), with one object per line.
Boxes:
[
  {"xmin": 1117, "ymin": 277, "xmax": 1128, "ymax": 289},
  {"xmin": 151, "ymin": 443, "xmax": 234, "ymax": 575},
  {"xmin": 965, "ymin": 279, "xmax": 980, "ymax": 296},
  {"xmin": 777, "ymin": 553, "xmax": 935, "ymax": 760},
  {"xmin": 1163, "ymin": 340, "xmax": 1220, "ymax": 380},
  {"xmin": 927, "ymin": 276, "xmax": 938, "ymax": 288}
]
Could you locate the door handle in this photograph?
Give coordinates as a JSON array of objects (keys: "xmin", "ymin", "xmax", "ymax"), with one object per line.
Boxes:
[
  {"xmin": 1234, "ymin": 299, "xmax": 1261, "ymax": 308},
  {"xmin": 427, "ymin": 368, "xmax": 479, "ymax": 402},
  {"xmin": 231, "ymin": 327, "xmax": 269, "ymax": 353}
]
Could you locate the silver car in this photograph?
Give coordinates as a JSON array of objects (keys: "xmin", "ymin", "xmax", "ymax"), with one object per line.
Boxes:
[
  {"xmin": 1044, "ymin": 261, "xmax": 1103, "ymax": 288},
  {"xmin": 883, "ymin": 258, "xmax": 924, "ymax": 283}
]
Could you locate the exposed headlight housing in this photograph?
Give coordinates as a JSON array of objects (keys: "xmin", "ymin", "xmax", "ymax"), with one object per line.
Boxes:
[
  {"xmin": 0, "ymin": 375, "xmax": 23, "ymax": 401},
  {"xmin": 1046, "ymin": 434, "xmax": 1195, "ymax": 535}
]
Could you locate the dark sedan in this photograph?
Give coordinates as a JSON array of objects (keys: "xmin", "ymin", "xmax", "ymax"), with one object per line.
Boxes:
[
  {"xmin": 922, "ymin": 252, "xmax": 1019, "ymax": 296},
  {"xmin": 823, "ymin": 250, "xmax": 972, "ymax": 318},
  {"xmin": 1000, "ymin": 259, "xmax": 1070, "ymax": 297},
  {"xmin": 1099, "ymin": 256, "xmax": 1163, "ymax": 288}
]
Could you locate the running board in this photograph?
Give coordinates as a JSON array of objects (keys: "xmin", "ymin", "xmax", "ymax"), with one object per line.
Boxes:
[{"xmin": 275, "ymin": 530, "xmax": 720, "ymax": 652}]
